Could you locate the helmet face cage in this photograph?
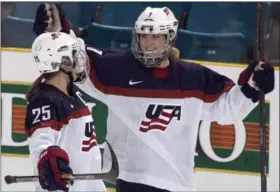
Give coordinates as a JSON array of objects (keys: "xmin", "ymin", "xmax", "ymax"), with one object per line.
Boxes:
[
  {"xmin": 131, "ymin": 29, "xmax": 173, "ymax": 68},
  {"xmin": 60, "ymin": 48, "xmax": 89, "ymax": 83},
  {"xmin": 72, "ymin": 49, "xmax": 89, "ymax": 83}
]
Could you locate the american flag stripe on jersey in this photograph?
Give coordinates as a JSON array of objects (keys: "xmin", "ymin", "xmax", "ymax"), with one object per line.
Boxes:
[
  {"xmin": 81, "ymin": 127, "xmax": 97, "ymax": 152},
  {"xmin": 140, "ymin": 109, "xmax": 174, "ymax": 132}
]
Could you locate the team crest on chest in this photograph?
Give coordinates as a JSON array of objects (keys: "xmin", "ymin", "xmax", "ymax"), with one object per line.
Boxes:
[{"xmin": 139, "ymin": 104, "xmax": 181, "ymax": 133}]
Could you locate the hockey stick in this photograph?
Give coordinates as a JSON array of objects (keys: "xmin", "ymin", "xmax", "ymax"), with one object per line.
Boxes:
[
  {"xmin": 255, "ymin": 3, "xmax": 267, "ymax": 192},
  {"xmin": 4, "ymin": 140, "xmax": 119, "ymax": 184}
]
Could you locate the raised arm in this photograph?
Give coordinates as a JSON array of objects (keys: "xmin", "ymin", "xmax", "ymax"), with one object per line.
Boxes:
[{"xmin": 201, "ymin": 61, "xmax": 274, "ymax": 125}]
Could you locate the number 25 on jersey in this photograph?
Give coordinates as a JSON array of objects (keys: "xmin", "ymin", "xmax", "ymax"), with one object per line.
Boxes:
[{"xmin": 32, "ymin": 105, "xmax": 51, "ymax": 124}]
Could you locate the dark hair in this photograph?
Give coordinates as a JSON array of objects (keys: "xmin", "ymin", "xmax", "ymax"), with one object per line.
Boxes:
[{"xmin": 25, "ymin": 73, "xmax": 54, "ymax": 100}]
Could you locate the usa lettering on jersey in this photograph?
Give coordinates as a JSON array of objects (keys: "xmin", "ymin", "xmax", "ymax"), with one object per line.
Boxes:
[{"xmin": 139, "ymin": 104, "xmax": 181, "ymax": 133}]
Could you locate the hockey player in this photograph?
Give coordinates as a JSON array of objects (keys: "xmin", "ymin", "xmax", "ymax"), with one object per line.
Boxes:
[
  {"xmin": 25, "ymin": 32, "xmax": 106, "ymax": 192},
  {"xmin": 32, "ymin": 4, "xmax": 275, "ymax": 192}
]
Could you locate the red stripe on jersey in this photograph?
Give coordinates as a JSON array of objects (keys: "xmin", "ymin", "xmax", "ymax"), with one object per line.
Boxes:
[
  {"xmin": 82, "ymin": 134, "xmax": 96, "ymax": 145},
  {"xmin": 58, "ymin": 108, "xmax": 91, "ymax": 130},
  {"xmin": 140, "ymin": 110, "xmax": 173, "ymax": 132},
  {"xmin": 25, "ymin": 120, "xmax": 59, "ymax": 136},
  {"xmin": 89, "ymin": 60, "xmax": 234, "ymax": 102},
  {"xmin": 81, "ymin": 141, "xmax": 97, "ymax": 152},
  {"xmin": 26, "ymin": 108, "xmax": 91, "ymax": 137},
  {"xmin": 141, "ymin": 117, "xmax": 172, "ymax": 127},
  {"xmin": 140, "ymin": 125, "xmax": 167, "ymax": 132},
  {"xmin": 160, "ymin": 111, "xmax": 174, "ymax": 119}
]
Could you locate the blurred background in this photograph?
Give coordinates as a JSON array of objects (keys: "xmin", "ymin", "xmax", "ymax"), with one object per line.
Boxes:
[{"xmin": 1, "ymin": 1, "xmax": 279, "ymax": 66}]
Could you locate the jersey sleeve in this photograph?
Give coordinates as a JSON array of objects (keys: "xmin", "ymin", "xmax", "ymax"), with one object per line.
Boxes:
[
  {"xmin": 25, "ymin": 97, "xmax": 60, "ymax": 164},
  {"xmin": 25, "ymin": 97, "xmax": 59, "ymax": 136},
  {"xmin": 201, "ymin": 66, "xmax": 257, "ymax": 125},
  {"xmin": 86, "ymin": 46, "xmax": 124, "ymax": 79},
  {"xmin": 76, "ymin": 46, "xmax": 125, "ymax": 103}
]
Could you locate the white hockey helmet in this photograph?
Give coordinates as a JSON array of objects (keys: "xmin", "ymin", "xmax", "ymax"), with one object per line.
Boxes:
[
  {"xmin": 31, "ymin": 32, "xmax": 89, "ymax": 83},
  {"xmin": 131, "ymin": 7, "xmax": 179, "ymax": 67}
]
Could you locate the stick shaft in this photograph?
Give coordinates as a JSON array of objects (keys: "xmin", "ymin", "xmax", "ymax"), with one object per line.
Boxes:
[
  {"xmin": 5, "ymin": 172, "xmax": 117, "ymax": 184},
  {"xmin": 256, "ymin": 3, "xmax": 267, "ymax": 192}
]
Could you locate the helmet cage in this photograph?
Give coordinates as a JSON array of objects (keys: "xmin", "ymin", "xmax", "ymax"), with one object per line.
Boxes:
[{"xmin": 131, "ymin": 29, "xmax": 173, "ymax": 68}]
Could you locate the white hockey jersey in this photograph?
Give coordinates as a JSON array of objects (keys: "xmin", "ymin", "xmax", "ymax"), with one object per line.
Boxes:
[
  {"xmin": 77, "ymin": 48, "xmax": 257, "ymax": 191},
  {"xmin": 25, "ymin": 83, "xmax": 106, "ymax": 191}
]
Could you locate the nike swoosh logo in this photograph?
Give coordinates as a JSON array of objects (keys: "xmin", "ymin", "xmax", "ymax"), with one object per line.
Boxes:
[{"xmin": 129, "ymin": 80, "xmax": 143, "ymax": 85}]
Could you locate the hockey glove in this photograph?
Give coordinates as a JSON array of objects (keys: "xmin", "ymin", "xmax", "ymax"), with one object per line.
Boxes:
[
  {"xmin": 37, "ymin": 146, "xmax": 73, "ymax": 192},
  {"xmin": 238, "ymin": 61, "xmax": 275, "ymax": 102},
  {"xmin": 33, "ymin": 3, "xmax": 70, "ymax": 36}
]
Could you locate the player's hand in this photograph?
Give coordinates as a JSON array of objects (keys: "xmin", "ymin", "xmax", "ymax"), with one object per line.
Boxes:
[
  {"xmin": 33, "ymin": 3, "xmax": 70, "ymax": 36},
  {"xmin": 37, "ymin": 146, "xmax": 73, "ymax": 192},
  {"xmin": 238, "ymin": 61, "xmax": 275, "ymax": 102}
]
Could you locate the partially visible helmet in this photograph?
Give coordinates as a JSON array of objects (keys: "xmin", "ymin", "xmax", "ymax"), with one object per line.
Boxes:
[
  {"xmin": 31, "ymin": 32, "xmax": 89, "ymax": 83},
  {"xmin": 131, "ymin": 7, "xmax": 178, "ymax": 67}
]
